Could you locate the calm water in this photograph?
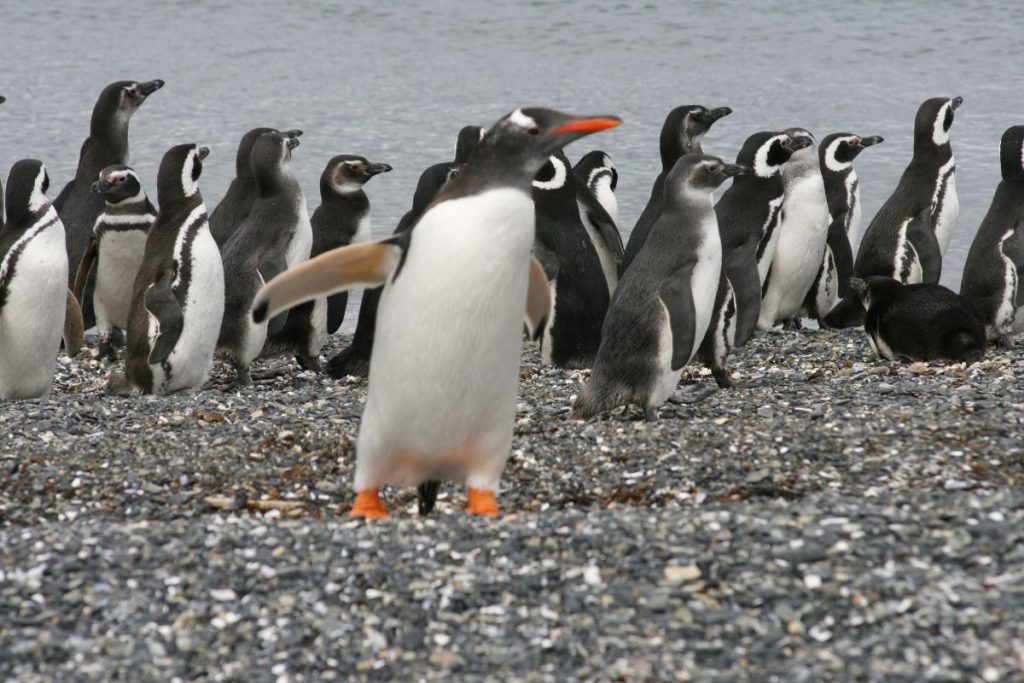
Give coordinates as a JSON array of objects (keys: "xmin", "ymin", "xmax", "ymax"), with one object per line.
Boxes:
[{"xmin": 2, "ymin": 1, "xmax": 1019, "ymax": 329}]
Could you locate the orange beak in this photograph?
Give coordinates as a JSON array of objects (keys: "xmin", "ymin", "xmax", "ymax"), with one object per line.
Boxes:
[{"xmin": 552, "ymin": 116, "xmax": 622, "ymax": 136}]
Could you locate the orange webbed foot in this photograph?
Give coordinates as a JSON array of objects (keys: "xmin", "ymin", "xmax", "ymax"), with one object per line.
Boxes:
[
  {"xmin": 467, "ymin": 488, "xmax": 499, "ymax": 516},
  {"xmin": 351, "ymin": 489, "xmax": 389, "ymax": 519}
]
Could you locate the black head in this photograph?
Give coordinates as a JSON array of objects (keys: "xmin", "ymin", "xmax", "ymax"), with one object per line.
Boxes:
[
  {"xmin": 660, "ymin": 105, "xmax": 732, "ymax": 164},
  {"xmin": 454, "ymin": 125, "xmax": 486, "ymax": 164},
  {"xmin": 5, "ymin": 159, "xmax": 50, "ymax": 226},
  {"xmin": 411, "ymin": 162, "xmax": 460, "ymax": 214},
  {"xmin": 464, "ymin": 108, "xmax": 621, "ymax": 189},
  {"xmin": 235, "ymin": 127, "xmax": 277, "ymax": 178},
  {"xmin": 999, "ymin": 125, "xmax": 1024, "ymax": 182},
  {"xmin": 736, "ymin": 131, "xmax": 804, "ymax": 179},
  {"xmin": 321, "ymin": 154, "xmax": 393, "ymax": 198},
  {"xmin": 849, "ymin": 275, "xmax": 902, "ymax": 309},
  {"xmin": 666, "ymin": 153, "xmax": 749, "ymax": 201},
  {"xmin": 91, "ymin": 165, "xmax": 146, "ymax": 204},
  {"xmin": 819, "ymin": 133, "xmax": 884, "ymax": 173},
  {"xmin": 574, "ymin": 150, "xmax": 618, "ymax": 192},
  {"xmin": 914, "ymin": 96, "xmax": 962, "ymax": 150},
  {"xmin": 92, "ymin": 79, "xmax": 164, "ymax": 127},
  {"xmin": 156, "ymin": 144, "xmax": 209, "ymax": 206}
]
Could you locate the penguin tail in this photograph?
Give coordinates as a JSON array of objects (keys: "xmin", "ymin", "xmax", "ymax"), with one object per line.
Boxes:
[
  {"xmin": 821, "ymin": 293, "xmax": 865, "ymax": 329},
  {"xmin": 418, "ymin": 480, "xmax": 441, "ymax": 516}
]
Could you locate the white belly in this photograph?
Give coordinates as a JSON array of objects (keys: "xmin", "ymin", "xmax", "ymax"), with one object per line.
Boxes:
[
  {"xmin": 355, "ymin": 188, "xmax": 534, "ymax": 492},
  {"xmin": 95, "ymin": 229, "xmax": 148, "ymax": 332},
  {"xmin": 689, "ymin": 219, "xmax": 723, "ymax": 362},
  {"xmin": 815, "ymin": 247, "xmax": 839, "ymax": 316},
  {"xmin": 992, "ymin": 230, "xmax": 1020, "ymax": 340},
  {"xmin": 650, "ymin": 301, "xmax": 682, "ymax": 408},
  {"xmin": 933, "ymin": 161, "xmax": 958, "ymax": 254},
  {"xmin": 593, "ymin": 182, "xmax": 618, "ymax": 225},
  {"xmin": 285, "ymin": 198, "xmax": 313, "ymax": 268},
  {"xmin": 0, "ymin": 218, "xmax": 68, "ymax": 399},
  {"xmin": 352, "ymin": 215, "xmax": 372, "ymax": 244}
]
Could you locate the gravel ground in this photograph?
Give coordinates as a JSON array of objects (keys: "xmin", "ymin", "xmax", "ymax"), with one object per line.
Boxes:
[{"xmin": 2, "ymin": 329, "xmax": 1023, "ymax": 681}]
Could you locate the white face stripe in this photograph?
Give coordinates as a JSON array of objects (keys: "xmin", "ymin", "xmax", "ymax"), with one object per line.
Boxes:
[
  {"xmin": 932, "ymin": 102, "xmax": 952, "ymax": 146},
  {"xmin": 824, "ymin": 137, "xmax": 855, "ymax": 173},
  {"xmin": 508, "ymin": 109, "xmax": 539, "ymax": 130},
  {"xmin": 753, "ymin": 135, "xmax": 788, "ymax": 178},
  {"xmin": 181, "ymin": 150, "xmax": 200, "ymax": 197},
  {"xmin": 532, "ymin": 155, "xmax": 567, "ymax": 190},
  {"xmin": 28, "ymin": 166, "xmax": 48, "ymax": 212}
]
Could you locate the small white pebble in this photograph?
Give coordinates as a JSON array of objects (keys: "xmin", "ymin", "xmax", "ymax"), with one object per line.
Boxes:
[{"xmin": 210, "ymin": 588, "xmax": 238, "ymax": 602}]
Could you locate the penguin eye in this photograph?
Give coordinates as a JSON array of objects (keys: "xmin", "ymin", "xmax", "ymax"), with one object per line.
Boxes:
[{"xmin": 527, "ymin": 127, "xmax": 541, "ymax": 137}]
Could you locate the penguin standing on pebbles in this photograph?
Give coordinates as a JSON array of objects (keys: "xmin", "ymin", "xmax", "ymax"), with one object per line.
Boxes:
[
  {"xmin": 73, "ymin": 166, "xmax": 156, "ymax": 360},
  {"xmin": 850, "ymin": 276, "xmax": 984, "ymax": 364},
  {"xmin": 960, "ymin": 125, "xmax": 1024, "ymax": 344},
  {"xmin": 123, "ymin": 144, "xmax": 223, "ymax": 394},
  {"xmin": 825, "ymin": 97, "xmax": 963, "ymax": 328},
  {"xmin": 54, "ymin": 79, "xmax": 164, "ymax": 322},
  {"xmin": 251, "ymin": 107, "xmax": 619, "ymax": 518},
  {"xmin": 0, "ymin": 160, "xmax": 84, "ymax": 399},
  {"xmin": 574, "ymin": 155, "xmax": 746, "ymax": 420},
  {"xmin": 621, "ymin": 105, "xmax": 732, "ymax": 273},
  {"xmin": 801, "ymin": 133, "xmax": 883, "ymax": 323}
]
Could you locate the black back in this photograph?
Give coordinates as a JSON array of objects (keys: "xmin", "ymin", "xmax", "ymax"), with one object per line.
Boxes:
[{"xmin": 210, "ymin": 127, "xmax": 276, "ymax": 247}]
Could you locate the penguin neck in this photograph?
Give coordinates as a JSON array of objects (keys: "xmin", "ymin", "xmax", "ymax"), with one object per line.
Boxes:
[
  {"xmin": 255, "ymin": 167, "xmax": 294, "ymax": 198},
  {"xmin": 912, "ymin": 138, "xmax": 952, "ymax": 166},
  {"xmin": 77, "ymin": 113, "xmax": 131, "ymax": 182},
  {"xmin": 439, "ymin": 148, "xmax": 535, "ymax": 201},
  {"xmin": 662, "ymin": 136, "xmax": 702, "ymax": 170}
]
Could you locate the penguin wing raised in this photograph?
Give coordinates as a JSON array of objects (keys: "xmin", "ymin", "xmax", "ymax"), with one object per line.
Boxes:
[
  {"xmin": 525, "ymin": 256, "xmax": 551, "ymax": 341},
  {"xmin": 252, "ymin": 235, "xmax": 408, "ymax": 325},
  {"xmin": 145, "ymin": 266, "xmax": 185, "ymax": 365},
  {"xmin": 660, "ymin": 266, "xmax": 698, "ymax": 371},
  {"xmin": 906, "ymin": 207, "xmax": 942, "ymax": 284}
]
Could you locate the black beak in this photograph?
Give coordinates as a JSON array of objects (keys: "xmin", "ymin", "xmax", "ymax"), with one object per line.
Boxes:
[
  {"xmin": 859, "ymin": 136, "xmax": 884, "ymax": 147},
  {"xmin": 0, "ymin": 95, "xmax": 5, "ymax": 105},
  {"xmin": 364, "ymin": 162, "xmax": 393, "ymax": 176},
  {"xmin": 951, "ymin": 96, "xmax": 963, "ymax": 111},
  {"xmin": 282, "ymin": 129, "xmax": 303, "ymax": 138},
  {"xmin": 139, "ymin": 80, "xmax": 165, "ymax": 97},
  {"xmin": 91, "ymin": 179, "xmax": 113, "ymax": 194},
  {"xmin": 723, "ymin": 163, "xmax": 750, "ymax": 177},
  {"xmin": 788, "ymin": 136, "xmax": 813, "ymax": 151},
  {"xmin": 708, "ymin": 106, "xmax": 732, "ymax": 122},
  {"xmin": 198, "ymin": 146, "xmax": 210, "ymax": 160}
]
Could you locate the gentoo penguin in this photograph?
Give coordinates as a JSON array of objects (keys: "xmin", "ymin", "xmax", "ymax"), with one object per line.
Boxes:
[
  {"xmin": 574, "ymin": 155, "xmax": 747, "ymax": 420},
  {"xmin": 123, "ymin": 144, "xmax": 224, "ymax": 394},
  {"xmin": 54, "ymin": 80, "xmax": 164, "ymax": 324},
  {"xmin": 326, "ymin": 127, "xmax": 484, "ymax": 379},
  {"xmin": 960, "ymin": 125, "xmax": 1024, "ymax": 344},
  {"xmin": 758, "ymin": 128, "xmax": 830, "ymax": 330},
  {"xmin": 0, "ymin": 160, "xmax": 84, "ymax": 399},
  {"xmin": 850, "ymin": 276, "xmax": 984, "ymax": 363},
  {"xmin": 218, "ymin": 132, "xmax": 308, "ymax": 383},
  {"xmin": 572, "ymin": 151, "xmax": 623, "ymax": 295},
  {"xmin": 71, "ymin": 165, "xmax": 156, "ymax": 361},
  {"xmin": 621, "ymin": 105, "xmax": 732, "ymax": 273},
  {"xmin": 573, "ymin": 150, "xmax": 619, "ymax": 223},
  {"xmin": 533, "ymin": 150, "xmax": 611, "ymax": 368},
  {"xmin": 251, "ymin": 107, "xmax": 619, "ymax": 518},
  {"xmin": 209, "ymin": 127, "xmax": 302, "ymax": 248},
  {"xmin": 825, "ymin": 96, "xmax": 963, "ymax": 328},
  {"xmin": 801, "ymin": 133, "xmax": 883, "ymax": 323}
]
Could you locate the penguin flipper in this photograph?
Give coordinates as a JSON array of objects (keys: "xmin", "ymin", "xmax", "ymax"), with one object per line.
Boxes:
[
  {"xmin": 660, "ymin": 267, "xmax": 697, "ymax": 371},
  {"xmin": 828, "ymin": 217, "xmax": 855, "ymax": 297},
  {"xmin": 145, "ymin": 267, "xmax": 185, "ymax": 365},
  {"xmin": 252, "ymin": 237, "xmax": 407, "ymax": 325},
  {"xmin": 72, "ymin": 238, "xmax": 98, "ymax": 306},
  {"xmin": 63, "ymin": 288, "xmax": 84, "ymax": 356},
  {"xmin": 583, "ymin": 199, "xmax": 624, "ymax": 258},
  {"xmin": 1002, "ymin": 222, "xmax": 1024, "ymax": 308},
  {"xmin": 907, "ymin": 208, "xmax": 942, "ymax": 284},
  {"xmin": 525, "ymin": 255, "xmax": 551, "ymax": 341}
]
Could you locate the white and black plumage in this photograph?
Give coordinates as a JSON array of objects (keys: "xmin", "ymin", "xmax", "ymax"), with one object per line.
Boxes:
[
  {"xmin": 850, "ymin": 276, "xmax": 984, "ymax": 364},
  {"xmin": 825, "ymin": 96, "xmax": 962, "ymax": 328},
  {"xmin": 251, "ymin": 108, "xmax": 618, "ymax": 518},
  {"xmin": 218, "ymin": 132, "xmax": 308, "ymax": 384},
  {"xmin": 533, "ymin": 150, "xmax": 610, "ymax": 368},
  {"xmin": 209, "ymin": 127, "xmax": 302, "ymax": 248},
  {"xmin": 574, "ymin": 155, "xmax": 746, "ymax": 420},
  {"xmin": 960, "ymin": 125, "xmax": 1024, "ymax": 344},
  {"xmin": 574, "ymin": 150, "xmax": 619, "ymax": 223},
  {"xmin": 72, "ymin": 165, "xmax": 156, "ymax": 361},
  {"xmin": 572, "ymin": 151, "xmax": 623, "ymax": 295},
  {"xmin": 123, "ymin": 145, "xmax": 223, "ymax": 394},
  {"xmin": 801, "ymin": 132, "xmax": 883, "ymax": 323},
  {"xmin": 0, "ymin": 160, "xmax": 83, "ymax": 399},
  {"xmin": 621, "ymin": 105, "xmax": 731, "ymax": 273},
  {"xmin": 325, "ymin": 125, "xmax": 484, "ymax": 379},
  {"xmin": 53, "ymin": 79, "xmax": 163, "ymax": 327}
]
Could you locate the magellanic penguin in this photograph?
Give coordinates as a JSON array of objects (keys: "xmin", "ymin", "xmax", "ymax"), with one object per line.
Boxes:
[
  {"xmin": 850, "ymin": 276, "xmax": 984, "ymax": 364},
  {"xmin": 825, "ymin": 96, "xmax": 963, "ymax": 328},
  {"xmin": 326, "ymin": 126, "xmax": 484, "ymax": 379},
  {"xmin": 960, "ymin": 125, "xmax": 1024, "ymax": 344},
  {"xmin": 801, "ymin": 132, "xmax": 883, "ymax": 323},
  {"xmin": 122, "ymin": 144, "xmax": 224, "ymax": 394},
  {"xmin": 218, "ymin": 132, "xmax": 309, "ymax": 383},
  {"xmin": 533, "ymin": 150, "xmax": 611, "ymax": 368},
  {"xmin": 209, "ymin": 127, "xmax": 302, "ymax": 248},
  {"xmin": 758, "ymin": 129, "xmax": 830, "ymax": 330},
  {"xmin": 72, "ymin": 165, "xmax": 156, "ymax": 361},
  {"xmin": 572, "ymin": 151, "xmax": 623, "ymax": 295},
  {"xmin": 251, "ymin": 108, "xmax": 620, "ymax": 518},
  {"xmin": 54, "ymin": 80, "xmax": 164, "ymax": 324},
  {"xmin": 0, "ymin": 160, "xmax": 84, "ymax": 399},
  {"xmin": 621, "ymin": 105, "xmax": 732, "ymax": 273},
  {"xmin": 574, "ymin": 154, "xmax": 747, "ymax": 420}
]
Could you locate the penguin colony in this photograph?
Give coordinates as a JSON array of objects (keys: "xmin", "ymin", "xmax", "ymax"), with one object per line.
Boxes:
[{"xmin": 1, "ymin": 83, "xmax": 1021, "ymax": 518}]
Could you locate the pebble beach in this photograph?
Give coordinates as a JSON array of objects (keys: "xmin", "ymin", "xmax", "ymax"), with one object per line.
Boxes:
[{"xmin": 2, "ymin": 330, "xmax": 1023, "ymax": 681}]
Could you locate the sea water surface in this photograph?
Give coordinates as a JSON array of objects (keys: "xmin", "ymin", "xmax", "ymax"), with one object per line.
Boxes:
[{"xmin": 1, "ymin": 1, "xmax": 1019, "ymax": 329}]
